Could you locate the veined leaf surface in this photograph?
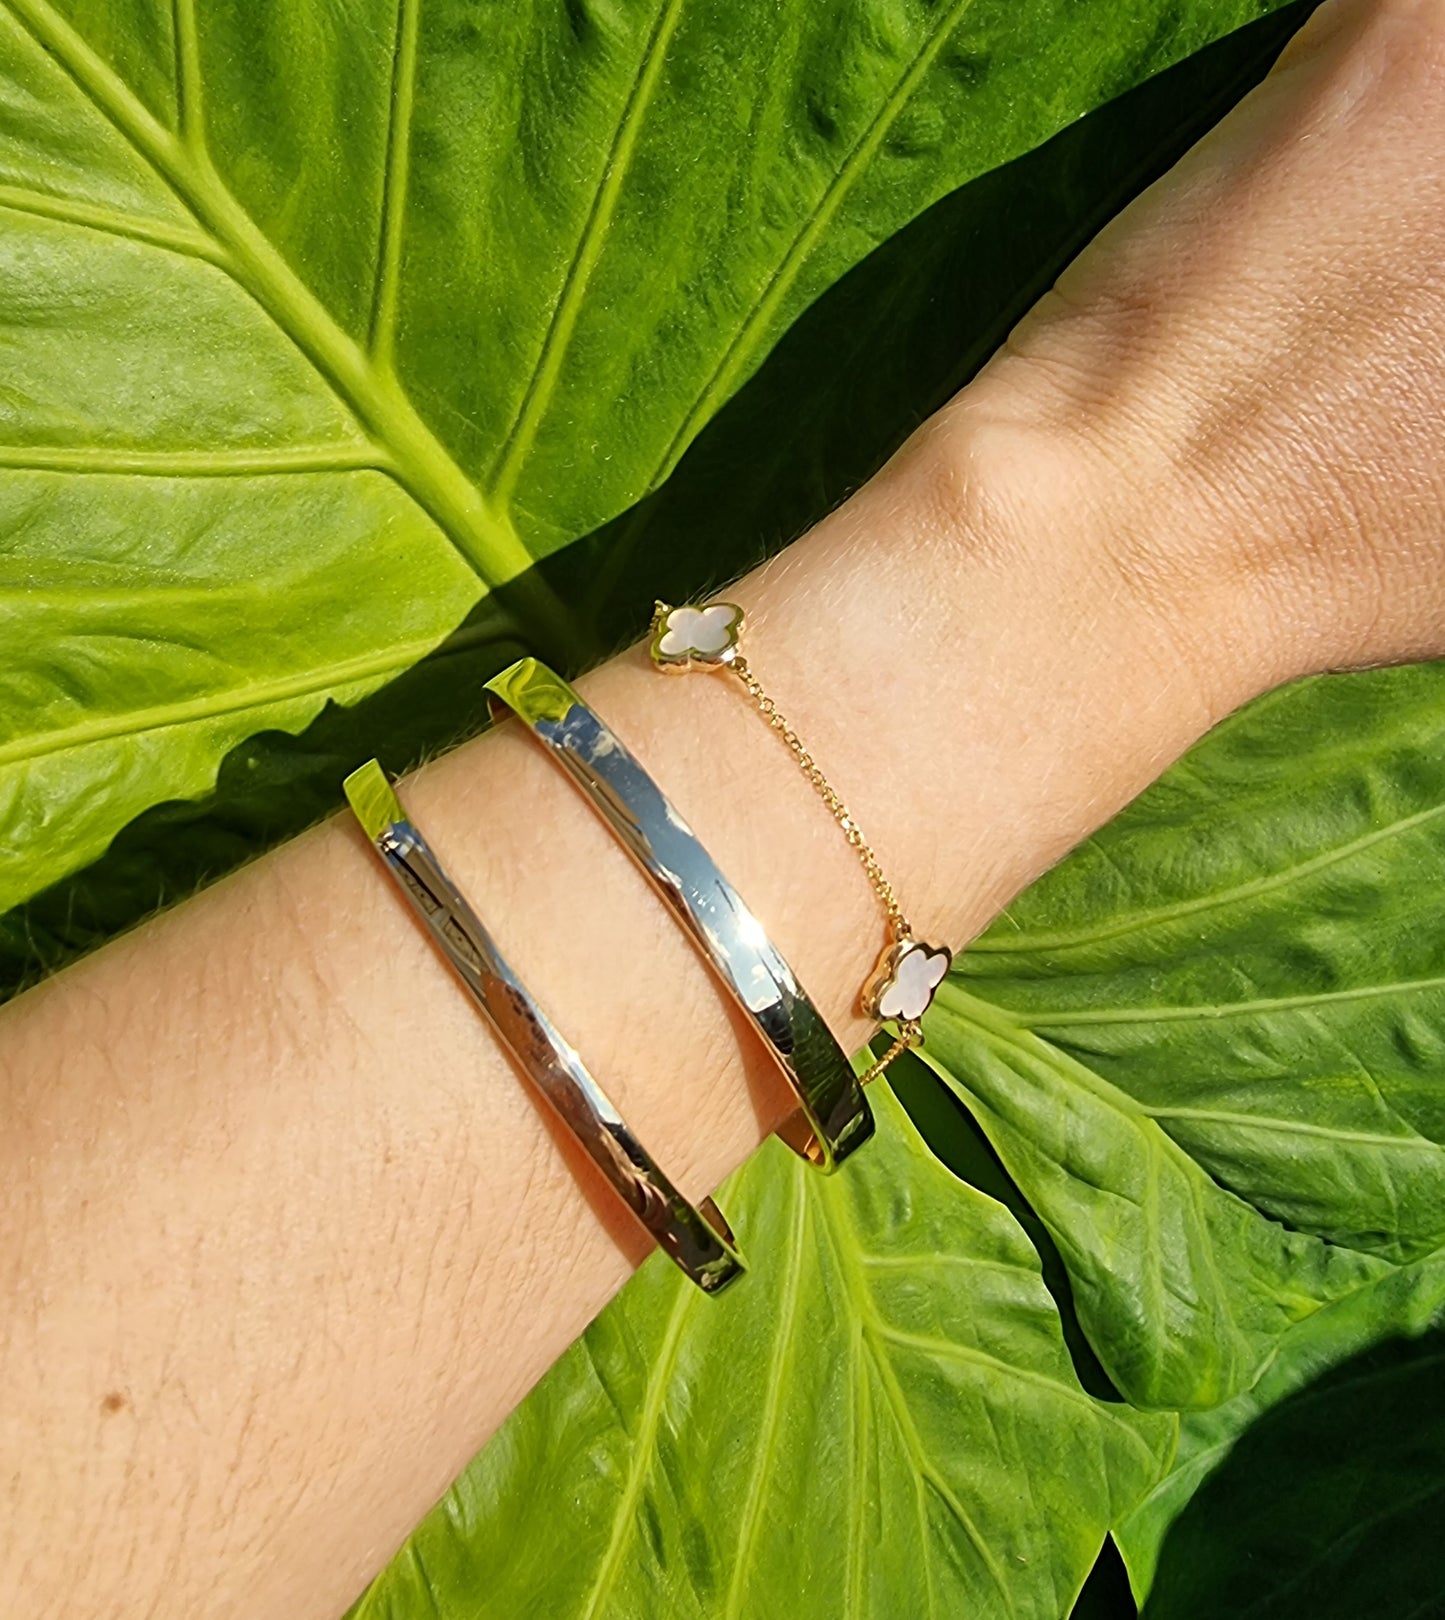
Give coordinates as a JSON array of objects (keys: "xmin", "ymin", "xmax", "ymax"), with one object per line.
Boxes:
[
  {"xmin": 1115, "ymin": 1243, "xmax": 1445, "ymax": 1604},
  {"xmin": 0, "ymin": 0, "xmax": 1287, "ymax": 914},
  {"xmin": 929, "ymin": 664, "xmax": 1445, "ymax": 1574},
  {"xmin": 348, "ymin": 1087, "xmax": 1172, "ymax": 1620},
  {"xmin": 956, "ymin": 666, "xmax": 1445, "ymax": 1268}
]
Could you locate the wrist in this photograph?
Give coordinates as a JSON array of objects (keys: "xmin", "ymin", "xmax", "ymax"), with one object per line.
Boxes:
[{"xmin": 928, "ymin": 378, "xmax": 1287, "ymax": 723}]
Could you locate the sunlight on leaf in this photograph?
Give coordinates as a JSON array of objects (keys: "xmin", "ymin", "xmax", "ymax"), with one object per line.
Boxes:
[{"xmin": 349, "ymin": 1089, "xmax": 1172, "ymax": 1620}]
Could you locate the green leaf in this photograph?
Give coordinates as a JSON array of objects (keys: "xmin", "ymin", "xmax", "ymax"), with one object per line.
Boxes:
[
  {"xmin": 918, "ymin": 983, "xmax": 1386, "ymax": 1413},
  {"xmin": 0, "ymin": 0, "xmax": 1288, "ymax": 917},
  {"xmin": 348, "ymin": 1087, "xmax": 1172, "ymax": 1620},
  {"xmin": 1140, "ymin": 1328, "xmax": 1445, "ymax": 1619},
  {"xmin": 914, "ymin": 666, "xmax": 1445, "ymax": 1412},
  {"xmin": 1115, "ymin": 1246, "xmax": 1445, "ymax": 1605},
  {"xmin": 907, "ymin": 662, "xmax": 1445, "ymax": 1580},
  {"xmin": 959, "ymin": 667, "xmax": 1445, "ymax": 1266}
]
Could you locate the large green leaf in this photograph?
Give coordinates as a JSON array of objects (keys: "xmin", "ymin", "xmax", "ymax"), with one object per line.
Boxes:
[
  {"xmin": 959, "ymin": 667, "xmax": 1445, "ymax": 1267},
  {"xmin": 918, "ymin": 985, "xmax": 1386, "ymax": 1413},
  {"xmin": 1137, "ymin": 1326, "xmax": 1445, "ymax": 1619},
  {"xmin": 0, "ymin": 0, "xmax": 1286, "ymax": 917},
  {"xmin": 915, "ymin": 664, "xmax": 1445, "ymax": 1410},
  {"xmin": 1115, "ymin": 1246, "xmax": 1445, "ymax": 1606},
  {"xmin": 349, "ymin": 1086, "xmax": 1172, "ymax": 1620},
  {"xmin": 919, "ymin": 664, "xmax": 1445, "ymax": 1581}
]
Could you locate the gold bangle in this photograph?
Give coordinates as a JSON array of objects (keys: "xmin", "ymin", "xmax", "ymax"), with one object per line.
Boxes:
[
  {"xmin": 484, "ymin": 658, "xmax": 874, "ymax": 1173},
  {"xmin": 649, "ymin": 599, "xmax": 951, "ymax": 1086},
  {"xmin": 342, "ymin": 759, "xmax": 744, "ymax": 1295}
]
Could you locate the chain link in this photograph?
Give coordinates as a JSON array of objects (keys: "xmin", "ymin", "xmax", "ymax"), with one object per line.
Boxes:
[
  {"xmin": 857, "ymin": 1018, "xmax": 923, "ymax": 1086},
  {"xmin": 730, "ymin": 654, "xmax": 911, "ymax": 941}
]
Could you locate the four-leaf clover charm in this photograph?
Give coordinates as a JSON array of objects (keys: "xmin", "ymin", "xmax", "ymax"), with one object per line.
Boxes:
[
  {"xmin": 863, "ymin": 938, "xmax": 952, "ymax": 1023},
  {"xmin": 650, "ymin": 600, "xmax": 744, "ymax": 671}
]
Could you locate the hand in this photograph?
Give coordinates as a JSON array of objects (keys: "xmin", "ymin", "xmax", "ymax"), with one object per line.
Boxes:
[{"xmin": 944, "ymin": 0, "xmax": 1445, "ymax": 698}]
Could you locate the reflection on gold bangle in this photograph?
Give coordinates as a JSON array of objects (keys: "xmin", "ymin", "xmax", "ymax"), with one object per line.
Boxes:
[
  {"xmin": 485, "ymin": 657, "xmax": 875, "ymax": 1173},
  {"xmin": 343, "ymin": 759, "xmax": 744, "ymax": 1294}
]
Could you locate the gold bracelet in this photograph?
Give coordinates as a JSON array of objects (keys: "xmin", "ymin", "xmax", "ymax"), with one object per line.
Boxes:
[
  {"xmin": 485, "ymin": 657, "xmax": 874, "ymax": 1172},
  {"xmin": 649, "ymin": 599, "xmax": 951, "ymax": 1086},
  {"xmin": 343, "ymin": 759, "xmax": 744, "ymax": 1294}
]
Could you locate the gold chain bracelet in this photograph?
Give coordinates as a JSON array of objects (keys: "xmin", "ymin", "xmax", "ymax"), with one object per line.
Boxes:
[{"xmin": 649, "ymin": 599, "xmax": 950, "ymax": 1085}]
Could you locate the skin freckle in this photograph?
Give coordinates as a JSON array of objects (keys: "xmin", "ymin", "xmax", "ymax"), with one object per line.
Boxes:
[{"xmin": 100, "ymin": 1392, "xmax": 127, "ymax": 1416}]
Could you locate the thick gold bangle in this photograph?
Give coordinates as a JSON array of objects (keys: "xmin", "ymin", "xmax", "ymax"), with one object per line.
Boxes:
[
  {"xmin": 342, "ymin": 760, "xmax": 744, "ymax": 1295},
  {"xmin": 484, "ymin": 658, "xmax": 875, "ymax": 1173},
  {"xmin": 649, "ymin": 600, "xmax": 951, "ymax": 1084}
]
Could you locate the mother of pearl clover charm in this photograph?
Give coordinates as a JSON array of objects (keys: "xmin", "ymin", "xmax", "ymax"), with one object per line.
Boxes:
[
  {"xmin": 863, "ymin": 938, "xmax": 952, "ymax": 1024},
  {"xmin": 650, "ymin": 600, "xmax": 744, "ymax": 671}
]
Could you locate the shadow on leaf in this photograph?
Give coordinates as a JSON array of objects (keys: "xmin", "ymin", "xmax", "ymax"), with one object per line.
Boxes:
[{"xmin": 1143, "ymin": 1329, "xmax": 1445, "ymax": 1619}]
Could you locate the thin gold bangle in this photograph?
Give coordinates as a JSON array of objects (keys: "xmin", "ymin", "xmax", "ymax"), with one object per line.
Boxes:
[
  {"xmin": 484, "ymin": 657, "xmax": 874, "ymax": 1172},
  {"xmin": 342, "ymin": 759, "xmax": 744, "ymax": 1294},
  {"xmin": 649, "ymin": 599, "xmax": 951, "ymax": 1085}
]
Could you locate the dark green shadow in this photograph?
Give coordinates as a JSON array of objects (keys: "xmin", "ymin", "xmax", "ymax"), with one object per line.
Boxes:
[{"xmin": 1143, "ymin": 1328, "xmax": 1445, "ymax": 1619}]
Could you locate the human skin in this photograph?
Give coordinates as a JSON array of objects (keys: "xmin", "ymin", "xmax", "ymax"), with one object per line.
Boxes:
[{"xmin": 1, "ymin": 0, "xmax": 1443, "ymax": 1615}]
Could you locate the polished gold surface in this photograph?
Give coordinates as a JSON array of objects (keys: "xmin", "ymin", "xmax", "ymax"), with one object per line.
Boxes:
[
  {"xmin": 485, "ymin": 657, "xmax": 874, "ymax": 1173},
  {"xmin": 344, "ymin": 760, "xmax": 743, "ymax": 1294},
  {"xmin": 343, "ymin": 758, "xmax": 406, "ymax": 843},
  {"xmin": 650, "ymin": 599, "xmax": 951, "ymax": 1086}
]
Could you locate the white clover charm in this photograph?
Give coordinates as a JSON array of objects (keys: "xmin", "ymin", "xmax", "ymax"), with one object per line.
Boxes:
[
  {"xmin": 650, "ymin": 600, "xmax": 744, "ymax": 671},
  {"xmin": 863, "ymin": 938, "xmax": 951, "ymax": 1023}
]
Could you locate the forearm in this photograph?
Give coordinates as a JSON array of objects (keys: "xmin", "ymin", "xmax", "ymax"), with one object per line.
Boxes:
[{"xmin": 0, "ymin": 403, "xmax": 1247, "ymax": 1620}]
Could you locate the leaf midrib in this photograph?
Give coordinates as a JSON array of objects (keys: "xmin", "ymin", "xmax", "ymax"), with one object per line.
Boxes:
[
  {"xmin": 817, "ymin": 1188, "xmax": 1017, "ymax": 1616},
  {"xmin": 574, "ymin": 1275, "xmax": 701, "ymax": 1620},
  {"xmin": 0, "ymin": 0, "xmax": 553, "ymax": 613},
  {"xmin": 719, "ymin": 1169, "xmax": 808, "ymax": 1620}
]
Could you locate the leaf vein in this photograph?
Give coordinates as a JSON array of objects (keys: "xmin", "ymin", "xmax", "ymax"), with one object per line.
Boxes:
[
  {"xmin": 650, "ymin": 0, "xmax": 979, "ymax": 484},
  {"xmin": 368, "ymin": 0, "xmax": 421, "ymax": 367},
  {"xmin": 1145, "ymin": 1105, "xmax": 1442, "ymax": 1153},
  {"xmin": 971, "ymin": 800, "xmax": 1445, "ymax": 957},
  {"xmin": 0, "ymin": 444, "xmax": 389, "ymax": 477},
  {"xmin": 720, "ymin": 1169, "xmax": 807, "ymax": 1620},
  {"xmin": 576, "ymin": 1277, "xmax": 699, "ymax": 1620},
  {"xmin": 485, "ymin": 0, "xmax": 686, "ymax": 505},
  {"xmin": 0, "ymin": 0, "xmax": 548, "ymax": 602},
  {"xmin": 0, "ymin": 182, "xmax": 222, "ymax": 262},
  {"xmin": 171, "ymin": 0, "xmax": 203, "ymax": 149},
  {"xmin": 0, "ymin": 629, "xmax": 463, "ymax": 766},
  {"xmin": 820, "ymin": 1178, "xmax": 1018, "ymax": 1615},
  {"xmin": 1022, "ymin": 976, "xmax": 1445, "ymax": 1030}
]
